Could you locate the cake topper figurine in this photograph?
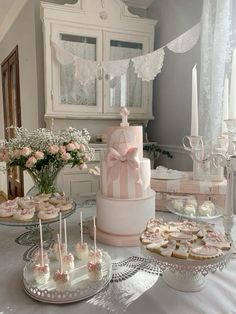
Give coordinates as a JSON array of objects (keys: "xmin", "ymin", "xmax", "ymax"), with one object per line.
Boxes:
[{"xmin": 120, "ymin": 107, "xmax": 130, "ymax": 127}]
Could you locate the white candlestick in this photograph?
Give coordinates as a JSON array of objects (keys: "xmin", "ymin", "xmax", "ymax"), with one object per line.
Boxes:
[
  {"xmin": 93, "ymin": 216, "xmax": 96, "ymax": 263},
  {"xmin": 57, "ymin": 233, "xmax": 63, "ymax": 272},
  {"xmin": 80, "ymin": 211, "xmax": 83, "ymax": 244},
  {"xmin": 64, "ymin": 219, "xmax": 67, "ymax": 255},
  {"xmin": 222, "ymin": 76, "xmax": 229, "ymax": 133},
  {"xmin": 229, "ymin": 49, "xmax": 236, "ymax": 119},
  {"xmin": 191, "ymin": 64, "xmax": 199, "ymax": 136},
  {"xmin": 39, "ymin": 219, "xmax": 44, "ymax": 267}
]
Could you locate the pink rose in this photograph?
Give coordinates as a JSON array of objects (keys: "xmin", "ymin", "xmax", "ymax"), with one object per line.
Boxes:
[
  {"xmin": 66, "ymin": 143, "xmax": 76, "ymax": 151},
  {"xmin": 21, "ymin": 147, "xmax": 32, "ymax": 157},
  {"xmin": 59, "ymin": 146, "xmax": 66, "ymax": 154},
  {"xmin": 25, "ymin": 156, "xmax": 37, "ymax": 168},
  {"xmin": 61, "ymin": 153, "xmax": 71, "ymax": 161},
  {"xmin": 79, "ymin": 163, "xmax": 88, "ymax": 170},
  {"xmin": 49, "ymin": 145, "xmax": 59, "ymax": 154},
  {"xmin": 74, "ymin": 142, "xmax": 81, "ymax": 150},
  {"xmin": 12, "ymin": 150, "xmax": 21, "ymax": 159},
  {"xmin": 84, "ymin": 153, "xmax": 91, "ymax": 162},
  {"xmin": 80, "ymin": 144, "xmax": 85, "ymax": 152},
  {"xmin": 34, "ymin": 151, "xmax": 44, "ymax": 160}
]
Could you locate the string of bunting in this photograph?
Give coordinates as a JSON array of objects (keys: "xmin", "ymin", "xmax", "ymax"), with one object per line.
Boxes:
[{"xmin": 52, "ymin": 22, "xmax": 200, "ymax": 86}]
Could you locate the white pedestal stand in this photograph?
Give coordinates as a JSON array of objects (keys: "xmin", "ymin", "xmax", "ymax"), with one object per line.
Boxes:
[
  {"xmin": 163, "ymin": 270, "xmax": 205, "ymax": 292},
  {"xmin": 142, "ymin": 245, "xmax": 232, "ymax": 292}
]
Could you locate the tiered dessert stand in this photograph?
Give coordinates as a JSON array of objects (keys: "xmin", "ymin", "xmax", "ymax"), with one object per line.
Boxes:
[
  {"xmin": 142, "ymin": 245, "xmax": 232, "ymax": 292},
  {"xmin": 0, "ymin": 204, "xmax": 75, "ymax": 247},
  {"xmin": 23, "ymin": 249, "xmax": 112, "ymax": 304}
]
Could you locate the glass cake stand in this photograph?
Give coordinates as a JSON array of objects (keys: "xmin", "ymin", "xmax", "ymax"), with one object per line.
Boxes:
[
  {"xmin": 23, "ymin": 249, "xmax": 112, "ymax": 304},
  {"xmin": 141, "ymin": 244, "xmax": 233, "ymax": 292},
  {"xmin": 0, "ymin": 202, "xmax": 76, "ymax": 247}
]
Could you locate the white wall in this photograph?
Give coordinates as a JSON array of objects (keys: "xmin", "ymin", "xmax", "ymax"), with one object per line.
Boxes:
[{"xmin": 146, "ymin": 0, "xmax": 203, "ymax": 170}]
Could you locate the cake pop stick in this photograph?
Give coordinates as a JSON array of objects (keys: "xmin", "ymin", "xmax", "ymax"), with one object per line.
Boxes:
[
  {"xmin": 59, "ymin": 212, "xmax": 62, "ymax": 242},
  {"xmin": 80, "ymin": 211, "xmax": 83, "ymax": 244},
  {"xmin": 57, "ymin": 233, "xmax": 63, "ymax": 272},
  {"xmin": 39, "ymin": 219, "xmax": 44, "ymax": 267},
  {"xmin": 93, "ymin": 216, "xmax": 96, "ymax": 263},
  {"xmin": 64, "ymin": 219, "xmax": 67, "ymax": 255}
]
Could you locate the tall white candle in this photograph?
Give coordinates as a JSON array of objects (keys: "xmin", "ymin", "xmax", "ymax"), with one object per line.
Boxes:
[
  {"xmin": 80, "ymin": 211, "xmax": 83, "ymax": 244},
  {"xmin": 39, "ymin": 219, "xmax": 44, "ymax": 267},
  {"xmin": 191, "ymin": 64, "xmax": 199, "ymax": 136},
  {"xmin": 93, "ymin": 216, "xmax": 96, "ymax": 263},
  {"xmin": 222, "ymin": 76, "xmax": 229, "ymax": 133},
  {"xmin": 64, "ymin": 219, "xmax": 67, "ymax": 255},
  {"xmin": 229, "ymin": 49, "xmax": 236, "ymax": 119}
]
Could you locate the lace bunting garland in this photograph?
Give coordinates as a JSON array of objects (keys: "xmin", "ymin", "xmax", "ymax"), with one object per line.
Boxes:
[
  {"xmin": 52, "ymin": 21, "xmax": 200, "ymax": 83},
  {"xmin": 132, "ymin": 48, "xmax": 165, "ymax": 81},
  {"xmin": 102, "ymin": 59, "xmax": 130, "ymax": 78},
  {"xmin": 167, "ymin": 22, "xmax": 200, "ymax": 53}
]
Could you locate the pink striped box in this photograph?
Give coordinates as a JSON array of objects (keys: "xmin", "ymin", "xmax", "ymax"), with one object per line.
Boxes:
[{"xmin": 151, "ymin": 172, "xmax": 227, "ymax": 211}]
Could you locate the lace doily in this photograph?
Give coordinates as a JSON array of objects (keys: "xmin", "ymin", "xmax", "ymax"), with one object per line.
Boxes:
[
  {"xmin": 52, "ymin": 42, "xmax": 74, "ymax": 65},
  {"xmin": 102, "ymin": 59, "xmax": 130, "ymax": 77},
  {"xmin": 74, "ymin": 58, "xmax": 98, "ymax": 86},
  {"xmin": 132, "ymin": 48, "xmax": 165, "ymax": 82},
  {"xmin": 87, "ymin": 256, "xmax": 160, "ymax": 313},
  {"xmin": 167, "ymin": 22, "xmax": 200, "ymax": 53}
]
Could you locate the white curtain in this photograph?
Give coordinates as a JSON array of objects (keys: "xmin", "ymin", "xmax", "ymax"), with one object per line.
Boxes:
[
  {"xmin": 199, "ymin": 0, "xmax": 234, "ymax": 142},
  {"xmin": 60, "ymin": 40, "xmax": 96, "ymax": 106}
]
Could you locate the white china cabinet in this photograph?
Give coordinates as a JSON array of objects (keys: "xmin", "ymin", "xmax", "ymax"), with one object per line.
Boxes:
[{"xmin": 40, "ymin": 0, "xmax": 157, "ymax": 121}]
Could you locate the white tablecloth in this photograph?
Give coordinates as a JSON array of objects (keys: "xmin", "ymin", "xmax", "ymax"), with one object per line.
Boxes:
[{"xmin": 0, "ymin": 210, "xmax": 236, "ymax": 314}]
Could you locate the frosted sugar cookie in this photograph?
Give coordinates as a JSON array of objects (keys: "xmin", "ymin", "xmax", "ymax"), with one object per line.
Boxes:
[
  {"xmin": 203, "ymin": 232, "xmax": 231, "ymax": 250},
  {"xmin": 13, "ymin": 208, "xmax": 35, "ymax": 220},
  {"xmin": 190, "ymin": 245, "xmax": 222, "ymax": 259}
]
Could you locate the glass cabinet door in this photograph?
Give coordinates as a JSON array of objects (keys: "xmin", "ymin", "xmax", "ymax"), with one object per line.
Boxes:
[
  {"xmin": 104, "ymin": 31, "xmax": 150, "ymax": 114},
  {"xmin": 51, "ymin": 25, "xmax": 103, "ymax": 114},
  {"xmin": 60, "ymin": 34, "xmax": 96, "ymax": 107}
]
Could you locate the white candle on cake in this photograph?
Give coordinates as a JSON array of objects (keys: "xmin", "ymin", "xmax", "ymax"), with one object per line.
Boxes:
[
  {"xmin": 229, "ymin": 49, "xmax": 236, "ymax": 119},
  {"xmin": 222, "ymin": 76, "xmax": 229, "ymax": 134},
  {"xmin": 191, "ymin": 64, "xmax": 198, "ymax": 136}
]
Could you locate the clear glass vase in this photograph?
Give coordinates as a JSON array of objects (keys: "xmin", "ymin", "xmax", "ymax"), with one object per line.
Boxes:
[{"xmin": 27, "ymin": 164, "xmax": 61, "ymax": 195}]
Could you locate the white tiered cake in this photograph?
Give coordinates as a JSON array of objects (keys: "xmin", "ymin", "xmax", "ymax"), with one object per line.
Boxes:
[{"xmin": 96, "ymin": 108, "xmax": 155, "ymax": 246}]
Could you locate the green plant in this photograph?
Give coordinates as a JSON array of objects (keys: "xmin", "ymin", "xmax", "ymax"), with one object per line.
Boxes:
[{"xmin": 143, "ymin": 144, "xmax": 173, "ymax": 168}]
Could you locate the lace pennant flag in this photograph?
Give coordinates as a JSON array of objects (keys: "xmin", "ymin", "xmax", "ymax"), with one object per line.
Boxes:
[
  {"xmin": 51, "ymin": 42, "xmax": 74, "ymax": 65},
  {"xmin": 74, "ymin": 58, "xmax": 98, "ymax": 86},
  {"xmin": 132, "ymin": 48, "xmax": 165, "ymax": 81},
  {"xmin": 167, "ymin": 22, "xmax": 200, "ymax": 53},
  {"xmin": 102, "ymin": 59, "xmax": 130, "ymax": 78}
]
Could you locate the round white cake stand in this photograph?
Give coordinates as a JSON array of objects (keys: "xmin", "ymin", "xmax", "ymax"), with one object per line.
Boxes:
[
  {"xmin": 23, "ymin": 250, "xmax": 112, "ymax": 304},
  {"xmin": 141, "ymin": 246, "xmax": 233, "ymax": 292}
]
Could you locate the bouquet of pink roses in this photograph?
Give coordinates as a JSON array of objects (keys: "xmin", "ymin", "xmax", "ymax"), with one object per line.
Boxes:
[{"xmin": 0, "ymin": 127, "xmax": 94, "ymax": 194}]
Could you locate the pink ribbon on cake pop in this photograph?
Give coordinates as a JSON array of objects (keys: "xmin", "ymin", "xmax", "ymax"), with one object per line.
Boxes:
[{"xmin": 107, "ymin": 147, "xmax": 141, "ymax": 184}]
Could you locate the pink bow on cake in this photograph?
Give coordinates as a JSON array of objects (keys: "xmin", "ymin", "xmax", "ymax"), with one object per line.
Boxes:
[{"xmin": 107, "ymin": 147, "xmax": 141, "ymax": 184}]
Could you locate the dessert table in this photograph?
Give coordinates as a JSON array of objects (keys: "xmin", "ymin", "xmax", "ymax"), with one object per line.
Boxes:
[{"xmin": 1, "ymin": 209, "xmax": 236, "ymax": 314}]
